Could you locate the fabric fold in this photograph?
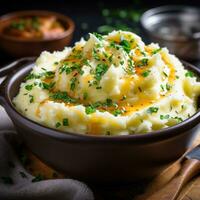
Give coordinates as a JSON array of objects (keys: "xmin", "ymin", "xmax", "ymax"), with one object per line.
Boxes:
[{"xmin": 0, "ymin": 130, "xmax": 94, "ymax": 200}]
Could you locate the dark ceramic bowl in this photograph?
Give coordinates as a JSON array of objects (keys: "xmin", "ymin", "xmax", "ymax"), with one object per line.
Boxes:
[
  {"xmin": 0, "ymin": 58, "xmax": 200, "ymax": 184},
  {"xmin": 140, "ymin": 6, "xmax": 200, "ymax": 61},
  {"xmin": 0, "ymin": 10, "xmax": 75, "ymax": 57}
]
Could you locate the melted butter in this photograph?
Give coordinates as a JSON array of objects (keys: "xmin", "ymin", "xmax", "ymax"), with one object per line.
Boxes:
[
  {"xmin": 43, "ymin": 78, "xmax": 53, "ymax": 84},
  {"xmin": 113, "ymin": 51, "xmax": 176, "ymax": 116},
  {"xmin": 121, "ymin": 98, "xmax": 159, "ymax": 116},
  {"xmin": 38, "ymin": 42, "xmax": 176, "ymax": 120},
  {"xmin": 135, "ymin": 66, "xmax": 144, "ymax": 75},
  {"xmin": 135, "ymin": 48, "xmax": 142, "ymax": 56},
  {"xmin": 144, "ymin": 46, "xmax": 153, "ymax": 54}
]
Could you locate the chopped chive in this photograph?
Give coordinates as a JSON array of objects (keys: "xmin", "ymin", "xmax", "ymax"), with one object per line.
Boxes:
[
  {"xmin": 152, "ymin": 48, "xmax": 161, "ymax": 54},
  {"xmin": 172, "ymin": 116, "xmax": 183, "ymax": 122},
  {"xmin": 136, "ymin": 58, "xmax": 148, "ymax": 67},
  {"xmin": 70, "ymin": 77, "xmax": 77, "ymax": 91},
  {"xmin": 85, "ymin": 106, "xmax": 96, "ymax": 114},
  {"xmin": 142, "ymin": 70, "xmax": 151, "ymax": 77},
  {"xmin": 55, "ymin": 122, "xmax": 61, "ymax": 128},
  {"xmin": 39, "ymin": 82, "xmax": 55, "ymax": 90},
  {"xmin": 50, "ymin": 92, "xmax": 77, "ymax": 103},
  {"xmin": 63, "ymin": 118, "xmax": 69, "ymax": 126},
  {"xmin": 160, "ymin": 84, "xmax": 165, "ymax": 91},
  {"xmin": 25, "ymin": 84, "xmax": 33, "ymax": 91},
  {"xmin": 29, "ymin": 95, "xmax": 34, "ymax": 103},
  {"xmin": 112, "ymin": 109, "xmax": 123, "ymax": 116},
  {"xmin": 94, "ymin": 63, "xmax": 108, "ymax": 82},
  {"xmin": 147, "ymin": 107, "xmax": 159, "ymax": 114},
  {"xmin": 93, "ymin": 32, "xmax": 103, "ymax": 40},
  {"xmin": 120, "ymin": 60, "xmax": 124, "ymax": 65},
  {"xmin": 185, "ymin": 70, "xmax": 194, "ymax": 78},
  {"xmin": 119, "ymin": 39, "xmax": 131, "ymax": 53},
  {"xmin": 166, "ymin": 83, "xmax": 171, "ymax": 91},
  {"xmin": 163, "ymin": 71, "xmax": 168, "ymax": 77},
  {"xmin": 160, "ymin": 114, "xmax": 170, "ymax": 120}
]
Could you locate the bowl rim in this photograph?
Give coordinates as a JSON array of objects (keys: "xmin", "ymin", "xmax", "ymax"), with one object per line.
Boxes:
[
  {"xmin": 1, "ymin": 59, "xmax": 200, "ymax": 143},
  {"xmin": 140, "ymin": 5, "xmax": 200, "ymax": 43},
  {"xmin": 0, "ymin": 10, "xmax": 75, "ymax": 42}
]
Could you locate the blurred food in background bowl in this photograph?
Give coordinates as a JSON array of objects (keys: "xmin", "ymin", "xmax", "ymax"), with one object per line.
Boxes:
[
  {"xmin": 140, "ymin": 6, "xmax": 200, "ymax": 61},
  {"xmin": 0, "ymin": 10, "xmax": 75, "ymax": 57}
]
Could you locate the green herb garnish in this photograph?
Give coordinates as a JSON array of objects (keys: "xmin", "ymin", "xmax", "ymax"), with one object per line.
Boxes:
[
  {"xmin": 163, "ymin": 71, "xmax": 168, "ymax": 77},
  {"xmin": 172, "ymin": 116, "xmax": 183, "ymax": 122},
  {"xmin": 94, "ymin": 63, "xmax": 108, "ymax": 81},
  {"xmin": 85, "ymin": 105, "xmax": 96, "ymax": 114},
  {"xmin": 39, "ymin": 82, "xmax": 55, "ymax": 90},
  {"xmin": 160, "ymin": 114, "xmax": 170, "ymax": 120},
  {"xmin": 59, "ymin": 63, "xmax": 83, "ymax": 75},
  {"xmin": 63, "ymin": 118, "xmax": 69, "ymax": 126},
  {"xmin": 25, "ymin": 84, "xmax": 33, "ymax": 91},
  {"xmin": 166, "ymin": 83, "xmax": 171, "ymax": 91},
  {"xmin": 185, "ymin": 71, "xmax": 194, "ymax": 78},
  {"xmin": 124, "ymin": 59, "xmax": 135, "ymax": 75},
  {"xmin": 120, "ymin": 60, "xmax": 124, "ymax": 65},
  {"xmin": 43, "ymin": 71, "xmax": 55, "ymax": 79},
  {"xmin": 110, "ymin": 41, "xmax": 120, "ymax": 50},
  {"xmin": 152, "ymin": 48, "xmax": 161, "ymax": 54},
  {"xmin": 147, "ymin": 107, "xmax": 159, "ymax": 114},
  {"xmin": 160, "ymin": 84, "xmax": 165, "ymax": 91},
  {"xmin": 93, "ymin": 32, "xmax": 103, "ymax": 40},
  {"xmin": 112, "ymin": 109, "xmax": 123, "ymax": 116},
  {"xmin": 70, "ymin": 77, "xmax": 77, "ymax": 91},
  {"xmin": 50, "ymin": 92, "xmax": 77, "ymax": 103},
  {"xmin": 119, "ymin": 39, "xmax": 131, "ymax": 53},
  {"xmin": 92, "ymin": 48, "xmax": 100, "ymax": 61},
  {"xmin": 29, "ymin": 95, "xmax": 34, "ymax": 103},
  {"xmin": 25, "ymin": 73, "xmax": 41, "ymax": 80},
  {"xmin": 136, "ymin": 58, "xmax": 148, "ymax": 67},
  {"xmin": 142, "ymin": 70, "xmax": 151, "ymax": 77},
  {"xmin": 55, "ymin": 122, "xmax": 61, "ymax": 128}
]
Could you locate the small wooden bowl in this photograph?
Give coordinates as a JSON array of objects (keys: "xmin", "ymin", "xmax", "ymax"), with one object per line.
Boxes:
[{"xmin": 0, "ymin": 10, "xmax": 75, "ymax": 57}]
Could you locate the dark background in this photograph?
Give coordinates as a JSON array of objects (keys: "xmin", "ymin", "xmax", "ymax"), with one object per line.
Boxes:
[
  {"xmin": 0, "ymin": 0, "xmax": 200, "ymax": 43},
  {"xmin": 0, "ymin": 0, "xmax": 199, "ymax": 64},
  {"xmin": 0, "ymin": 1, "xmax": 199, "ymax": 199}
]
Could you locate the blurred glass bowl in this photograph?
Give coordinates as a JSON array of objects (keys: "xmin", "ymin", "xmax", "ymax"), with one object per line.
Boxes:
[{"xmin": 140, "ymin": 5, "xmax": 200, "ymax": 61}]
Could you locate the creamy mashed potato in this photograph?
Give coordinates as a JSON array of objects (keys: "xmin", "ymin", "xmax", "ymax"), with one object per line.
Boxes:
[{"xmin": 13, "ymin": 31, "xmax": 200, "ymax": 135}]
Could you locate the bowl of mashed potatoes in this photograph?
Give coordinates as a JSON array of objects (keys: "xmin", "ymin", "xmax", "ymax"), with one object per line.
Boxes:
[{"xmin": 0, "ymin": 30, "xmax": 200, "ymax": 183}]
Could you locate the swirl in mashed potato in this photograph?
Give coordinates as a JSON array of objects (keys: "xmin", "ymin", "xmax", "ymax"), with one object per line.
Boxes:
[{"xmin": 13, "ymin": 31, "xmax": 200, "ymax": 135}]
